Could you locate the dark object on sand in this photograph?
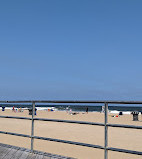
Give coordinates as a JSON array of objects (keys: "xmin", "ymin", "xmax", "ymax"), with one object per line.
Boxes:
[
  {"xmin": 86, "ymin": 107, "xmax": 88, "ymax": 113},
  {"xmin": 132, "ymin": 111, "xmax": 139, "ymax": 121},
  {"xmin": 72, "ymin": 112, "xmax": 78, "ymax": 115},
  {"xmin": 28, "ymin": 108, "xmax": 37, "ymax": 115},
  {"xmin": 119, "ymin": 112, "xmax": 123, "ymax": 115},
  {"xmin": 2, "ymin": 106, "xmax": 5, "ymax": 111}
]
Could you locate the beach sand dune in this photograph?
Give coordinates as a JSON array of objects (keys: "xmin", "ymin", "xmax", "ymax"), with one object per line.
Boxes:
[{"xmin": 0, "ymin": 110, "xmax": 142, "ymax": 159}]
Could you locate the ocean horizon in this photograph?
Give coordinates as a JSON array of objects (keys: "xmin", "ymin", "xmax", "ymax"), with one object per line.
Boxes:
[{"xmin": 1, "ymin": 104, "xmax": 142, "ymax": 112}]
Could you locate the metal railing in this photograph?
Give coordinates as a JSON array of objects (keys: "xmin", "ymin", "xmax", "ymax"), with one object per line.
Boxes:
[{"xmin": 0, "ymin": 100, "xmax": 142, "ymax": 159}]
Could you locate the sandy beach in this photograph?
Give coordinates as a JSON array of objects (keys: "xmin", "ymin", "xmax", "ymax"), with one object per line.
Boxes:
[{"xmin": 0, "ymin": 109, "xmax": 142, "ymax": 159}]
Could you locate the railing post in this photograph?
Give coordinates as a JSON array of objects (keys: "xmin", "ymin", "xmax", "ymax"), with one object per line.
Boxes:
[
  {"xmin": 31, "ymin": 102, "xmax": 35, "ymax": 152},
  {"xmin": 104, "ymin": 103, "xmax": 108, "ymax": 159}
]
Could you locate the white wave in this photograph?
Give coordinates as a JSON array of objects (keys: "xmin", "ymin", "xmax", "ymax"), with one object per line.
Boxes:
[
  {"xmin": 36, "ymin": 107, "xmax": 57, "ymax": 111},
  {"xmin": 0, "ymin": 107, "xmax": 57, "ymax": 111},
  {"xmin": 109, "ymin": 110, "xmax": 131, "ymax": 115}
]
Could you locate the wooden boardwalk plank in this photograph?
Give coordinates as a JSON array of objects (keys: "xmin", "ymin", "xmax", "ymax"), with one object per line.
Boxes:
[
  {"xmin": 26, "ymin": 153, "xmax": 37, "ymax": 159},
  {"xmin": 0, "ymin": 146, "xmax": 8, "ymax": 154},
  {"xmin": 0, "ymin": 147, "xmax": 12, "ymax": 159},
  {"xmin": 0, "ymin": 144, "xmax": 75, "ymax": 159},
  {"xmin": 18, "ymin": 150, "xmax": 30, "ymax": 159},
  {"xmin": 2, "ymin": 148, "xmax": 18, "ymax": 159},
  {"xmin": 43, "ymin": 156, "xmax": 51, "ymax": 159},
  {"xmin": 10, "ymin": 149, "xmax": 24, "ymax": 159},
  {"xmin": 35, "ymin": 154, "xmax": 44, "ymax": 159}
]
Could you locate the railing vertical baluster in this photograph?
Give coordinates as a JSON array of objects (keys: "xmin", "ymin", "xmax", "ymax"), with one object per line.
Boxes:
[
  {"xmin": 31, "ymin": 102, "xmax": 35, "ymax": 152},
  {"xmin": 104, "ymin": 103, "xmax": 108, "ymax": 159}
]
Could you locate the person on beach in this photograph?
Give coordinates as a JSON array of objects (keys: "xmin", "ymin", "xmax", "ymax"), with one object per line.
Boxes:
[
  {"xmin": 12, "ymin": 106, "xmax": 15, "ymax": 112},
  {"xmin": 66, "ymin": 107, "xmax": 69, "ymax": 113},
  {"xmin": 18, "ymin": 107, "xmax": 22, "ymax": 112},
  {"xmin": 2, "ymin": 106, "xmax": 5, "ymax": 111},
  {"xmin": 86, "ymin": 107, "xmax": 88, "ymax": 113},
  {"xmin": 69, "ymin": 109, "xmax": 72, "ymax": 115},
  {"xmin": 35, "ymin": 108, "xmax": 37, "ymax": 115}
]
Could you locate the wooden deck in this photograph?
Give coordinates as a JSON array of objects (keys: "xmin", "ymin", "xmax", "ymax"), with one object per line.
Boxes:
[{"xmin": 0, "ymin": 143, "xmax": 75, "ymax": 159}]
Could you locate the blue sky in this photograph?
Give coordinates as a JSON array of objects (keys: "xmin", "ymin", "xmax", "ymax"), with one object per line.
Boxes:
[{"xmin": 0, "ymin": 0, "xmax": 142, "ymax": 100}]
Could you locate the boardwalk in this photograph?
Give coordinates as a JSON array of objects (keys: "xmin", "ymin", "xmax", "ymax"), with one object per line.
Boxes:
[{"xmin": 0, "ymin": 143, "xmax": 75, "ymax": 159}]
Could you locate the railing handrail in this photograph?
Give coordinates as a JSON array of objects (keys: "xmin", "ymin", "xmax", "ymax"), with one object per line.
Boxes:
[
  {"xmin": 1, "ymin": 115, "xmax": 142, "ymax": 129},
  {"xmin": 1, "ymin": 100, "xmax": 142, "ymax": 104},
  {"xmin": 0, "ymin": 100, "xmax": 142, "ymax": 159}
]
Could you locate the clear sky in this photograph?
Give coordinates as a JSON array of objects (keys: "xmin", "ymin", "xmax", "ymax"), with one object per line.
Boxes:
[{"xmin": 0, "ymin": 0, "xmax": 142, "ymax": 100}]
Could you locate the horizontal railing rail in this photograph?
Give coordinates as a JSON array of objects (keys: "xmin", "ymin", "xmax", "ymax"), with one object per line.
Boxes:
[
  {"xmin": 1, "ymin": 100, "xmax": 142, "ymax": 104},
  {"xmin": 0, "ymin": 100, "xmax": 142, "ymax": 159},
  {"xmin": 1, "ymin": 130, "xmax": 142, "ymax": 156},
  {"xmin": 0, "ymin": 130, "xmax": 31, "ymax": 138},
  {"xmin": 0, "ymin": 116, "xmax": 32, "ymax": 120},
  {"xmin": 1, "ymin": 115, "xmax": 142, "ymax": 129}
]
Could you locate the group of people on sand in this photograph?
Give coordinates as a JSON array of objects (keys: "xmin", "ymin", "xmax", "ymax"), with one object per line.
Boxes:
[
  {"xmin": 12, "ymin": 106, "xmax": 23, "ymax": 113},
  {"xmin": 66, "ymin": 107, "xmax": 89, "ymax": 115}
]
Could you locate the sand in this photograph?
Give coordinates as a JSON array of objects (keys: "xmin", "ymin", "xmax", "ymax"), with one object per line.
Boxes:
[{"xmin": 0, "ymin": 109, "xmax": 142, "ymax": 159}]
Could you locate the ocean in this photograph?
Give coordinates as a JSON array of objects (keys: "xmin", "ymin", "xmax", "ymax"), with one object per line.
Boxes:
[{"xmin": 1, "ymin": 104, "xmax": 142, "ymax": 112}]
